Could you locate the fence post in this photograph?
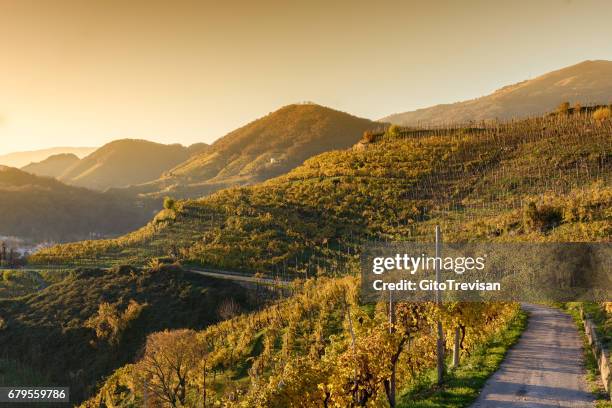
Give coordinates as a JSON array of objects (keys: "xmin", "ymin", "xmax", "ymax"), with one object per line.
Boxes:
[
  {"xmin": 453, "ymin": 326, "xmax": 460, "ymax": 367},
  {"xmin": 435, "ymin": 225, "xmax": 444, "ymax": 385}
]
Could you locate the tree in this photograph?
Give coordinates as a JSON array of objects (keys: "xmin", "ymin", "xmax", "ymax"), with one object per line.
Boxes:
[
  {"xmin": 556, "ymin": 101, "xmax": 570, "ymax": 115},
  {"xmin": 134, "ymin": 329, "xmax": 205, "ymax": 407},
  {"xmin": 217, "ymin": 298, "xmax": 241, "ymax": 320},
  {"xmin": 164, "ymin": 196, "xmax": 176, "ymax": 210},
  {"xmin": 85, "ymin": 299, "xmax": 147, "ymax": 347},
  {"xmin": 386, "ymin": 125, "xmax": 401, "ymax": 138}
]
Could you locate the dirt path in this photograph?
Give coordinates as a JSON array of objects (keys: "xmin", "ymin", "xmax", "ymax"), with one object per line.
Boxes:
[{"xmin": 471, "ymin": 304, "xmax": 595, "ymax": 408}]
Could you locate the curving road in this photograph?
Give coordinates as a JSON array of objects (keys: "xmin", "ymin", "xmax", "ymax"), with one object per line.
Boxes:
[{"xmin": 471, "ymin": 304, "xmax": 595, "ymax": 408}]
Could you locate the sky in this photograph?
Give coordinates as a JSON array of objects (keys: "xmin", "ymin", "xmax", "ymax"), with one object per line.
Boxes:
[{"xmin": 1, "ymin": 0, "xmax": 612, "ymax": 155}]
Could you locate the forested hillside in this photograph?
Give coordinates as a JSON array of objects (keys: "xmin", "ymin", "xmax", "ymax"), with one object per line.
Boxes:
[
  {"xmin": 130, "ymin": 103, "xmax": 379, "ymax": 199},
  {"xmin": 0, "ymin": 166, "xmax": 153, "ymax": 241}
]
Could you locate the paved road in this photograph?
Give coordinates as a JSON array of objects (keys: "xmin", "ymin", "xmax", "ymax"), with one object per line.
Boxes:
[
  {"xmin": 187, "ymin": 268, "xmax": 290, "ymax": 286},
  {"xmin": 471, "ymin": 304, "xmax": 595, "ymax": 408}
]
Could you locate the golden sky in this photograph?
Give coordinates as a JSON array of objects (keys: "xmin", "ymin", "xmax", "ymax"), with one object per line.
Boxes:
[{"xmin": 1, "ymin": 0, "xmax": 611, "ymax": 155}]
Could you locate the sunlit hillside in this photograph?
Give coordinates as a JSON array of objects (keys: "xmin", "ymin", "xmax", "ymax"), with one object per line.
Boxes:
[
  {"xmin": 33, "ymin": 113, "xmax": 611, "ymax": 272},
  {"xmin": 383, "ymin": 60, "xmax": 612, "ymax": 126},
  {"xmin": 129, "ymin": 103, "xmax": 380, "ymax": 199}
]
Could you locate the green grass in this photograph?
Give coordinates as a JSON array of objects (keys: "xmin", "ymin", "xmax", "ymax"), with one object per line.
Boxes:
[
  {"xmin": 562, "ymin": 303, "xmax": 612, "ymax": 407},
  {"xmin": 0, "ymin": 358, "xmax": 49, "ymax": 386},
  {"xmin": 398, "ymin": 308, "xmax": 528, "ymax": 408}
]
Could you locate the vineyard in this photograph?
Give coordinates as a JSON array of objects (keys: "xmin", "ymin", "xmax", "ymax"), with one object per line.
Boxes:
[
  {"xmin": 82, "ymin": 276, "xmax": 521, "ymax": 407},
  {"xmin": 13, "ymin": 111, "xmax": 612, "ymax": 406},
  {"xmin": 31, "ymin": 113, "xmax": 611, "ymax": 274}
]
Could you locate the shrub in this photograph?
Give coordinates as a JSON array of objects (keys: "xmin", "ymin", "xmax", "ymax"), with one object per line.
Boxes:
[
  {"xmin": 523, "ymin": 202, "xmax": 563, "ymax": 232},
  {"xmin": 386, "ymin": 124, "xmax": 401, "ymax": 138},
  {"xmin": 361, "ymin": 130, "xmax": 376, "ymax": 143},
  {"xmin": 556, "ymin": 101, "xmax": 570, "ymax": 115},
  {"xmin": 592, "ymin": 107, "xmax": 612, "ymax": 121},
  {"xmin": 163, "ymin": 196, "xmax": 176, "ymax": 210}
]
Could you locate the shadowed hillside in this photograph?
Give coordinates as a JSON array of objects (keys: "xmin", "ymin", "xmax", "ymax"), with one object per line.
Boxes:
[
  {"xmin": 383, "ymin": 60, "xmax": 612, "ymax": 126},
  {"xmin": 59, "ymin": 139, "xmax": 204, "ymax": 191},
  {"xmin": 0, "ymin": 166, "xmax": 153, "ymax": 241},
  {"xmin": 0, "ymin": 264, "xmax": 254, "ymax": 402},
  {"xmin": 21, "ymin": 153, "xmax": 80, "ymax": 178},
  {"xmin": 0, "ymin": 147, "xmax": 95, "ymax": 168},
  {"xmin": 131, "ymin": 103, "xmax": 379, "ymax": 198}
]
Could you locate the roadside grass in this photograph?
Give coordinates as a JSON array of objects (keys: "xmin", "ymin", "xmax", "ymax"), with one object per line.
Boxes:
[
  {"xmin": 398, "ymin": 307, "xmax": 528, "ymax": 408},
  {"xmin": 0, "ymin": 358, "xmax": 50, "ymax": 386},
  {"xmin": 562, "ymin": 303, "xmax": 612, "ymax": 408}
]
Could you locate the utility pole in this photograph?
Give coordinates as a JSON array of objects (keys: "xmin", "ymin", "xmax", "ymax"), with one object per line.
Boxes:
[{"xmin": 435, "ymin": 225, "xmax": 444, "ymax": 385}]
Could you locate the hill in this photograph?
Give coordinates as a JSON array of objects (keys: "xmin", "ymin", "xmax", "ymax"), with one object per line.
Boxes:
[
  {"xmin": 21, "ymin": 153, "xmax": 80, "ymax": 178},
  {"xmin": 34, "ymin": 112, "xmax": 610, "ymax": 271},
  {"xmin": 132, "ymin": 103, "xmax": 379, "ymax": 198},
  {"xmin": 59, "ymin": 139, "xmax": 199, "ymax": 191},
  {"xmin": 0, "ymin": 147, "xmax": 95, "ymax": 168},
  {"xmin": 383, "ymin": 60, "xmax": 612, "ymax": 126},
  {"xmin": 35, "ymin": 113, "xmax": 608, "ymax": 407},
  {"xmin": 0, "ymin": 166, "xmax": 153, "ymax": 242},
  {"xmin": 0, "ymin": 264, "xmax": 253, "ymax": 402}
]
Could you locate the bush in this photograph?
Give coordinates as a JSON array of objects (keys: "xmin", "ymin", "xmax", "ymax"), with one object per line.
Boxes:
[
  {"xmin": 556, "ymin": 101, "xmax": 570, "ymax": 115},
  {"xmin": 361, "ymin": 130, "xmax": 376, "ymax": 143},
  {"xmin": 523, "ymin": 202, "xmax": 563, "ymax": 232},
  {"xmin": 163, "ymin": 196, "xmax": 176, "ymax": 210},
  {"xmin": 386, "ymin": 124, "xmax": 401, "ymax": 138},
  {"xmin": 592, "ymin": 107, "xmax": 612, "ymax": 121}
]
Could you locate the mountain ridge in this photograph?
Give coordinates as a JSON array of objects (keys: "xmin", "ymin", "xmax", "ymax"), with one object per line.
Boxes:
[
  {"xmin": 0, "ymin": 147, "xmax": 96, "ymax": 168},
  {"xmin": 0, "ymin": 165, "xmax": 153, "ymax": 241},
  {"xmin": 383, "ymin": 60, "xmax": 612, "ymax": 125},
  {"xmin": 58, "ymin": 139, "xmax": 206, "ymax": 191},
  {"xmin": 130, "ymin": 103, "xmax": 379, "ymax": 198}
]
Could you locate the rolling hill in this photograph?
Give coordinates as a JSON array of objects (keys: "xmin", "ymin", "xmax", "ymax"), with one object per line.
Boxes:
[
  {"xmin": 0, "ymin": 264, "xmax": 253, "ymax": 402},
  {"xmin": 27, "ymin": 112, "xmax": 610, "ymax": 406},
  {"xmin": 34, "ymin": 112, "xmax": 611, "ymax": 271},
  {"xmin": 132, "ymin": 103, "xmax": 379, "ymax": 198},
  {"xmin": 0, "ymin": 166, "xmax": 153, "ymax": 242},
  {"xmin": 58, "ymin": 139, "xmax": 207, "ymax": 190},
  {"xmin": 0, "ymin": 147, "xmax": 95, "ymax": 168},
  {"xmin": 21, "ymin": 153, "xmax": 80, "ymax": 178},
  {"xmin": 383, "ymin": 60, "xmax": 612, "ymax": 126}
]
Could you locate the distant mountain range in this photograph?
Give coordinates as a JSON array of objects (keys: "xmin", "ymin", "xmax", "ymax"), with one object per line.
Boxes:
[
  {"xmin": 19, "ymin": 140, "xmax": 210, "ymax": 191},
  {"xmin": 382, "ymin": 60, "xmax": 612, "ymax": 126},
  {"xmin": 21, "ymin": 153, "xmax": 80, "ymax": 178},
  {"xmin": 0, "ymin": 147, "xmax": 95, "ymax": 168},
  {"xmin": 0, "ymin": 166, "xmax": 154, "ymax": 241},
  {"xmin": 131, "ymin": 103, "xmax": 378, "ymax": 198},
  {"xmin": 55, "ymin": 139, "xmax": 208, "ymax": 190}
]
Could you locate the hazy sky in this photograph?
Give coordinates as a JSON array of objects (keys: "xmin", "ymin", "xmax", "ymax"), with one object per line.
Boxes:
[{"xmin": 1, "ymin": 0, "xmax": 611, "ymax": 155}]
